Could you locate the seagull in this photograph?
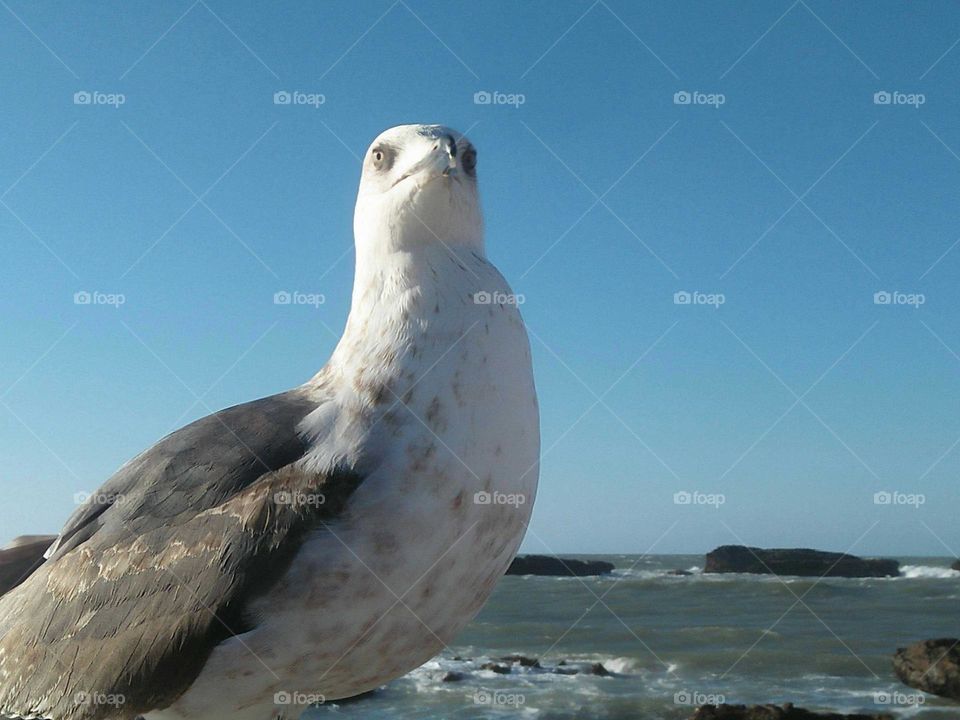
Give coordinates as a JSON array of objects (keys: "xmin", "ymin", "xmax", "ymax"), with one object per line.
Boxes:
[{"xmin": 0, "ymin": 124, "xmax": 540, "ymax": 720}]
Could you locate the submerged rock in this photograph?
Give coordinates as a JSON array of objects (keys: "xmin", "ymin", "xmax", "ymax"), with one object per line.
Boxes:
[
  {"xmin": 704, "ymin": 546, "xmax": 899, "ymax": 578},
  {"xmin": 441, "ymin": 671, "xmax": 465, "ymax": 682},
  {"xmin": 893, "ymin": 637, "xmax": 960, "ymax": 701},
  {"xmin": 691, "ymin": 703, "xmax": 892, "ymax": 719},
  {"xmin": 505, "ymin": 555, "xmax": 615, "ymax": 576}
]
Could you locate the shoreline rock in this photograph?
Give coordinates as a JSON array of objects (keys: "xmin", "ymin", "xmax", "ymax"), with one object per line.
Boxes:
[
  {"xmin": 951, "ymin": 559, "xmax": 960, "ymax": 572},
  {"xmin": 505, "ymin": 555, "xmax": 615, "ymax": 577},
  {"xmin": 691, "ymin": 703, "xmax": 892, "ymax": 719},
  {"xmin": 704, "ymin": 546, "xmax": 899, "ymax": 578},
  {"xmin": 893, "ymin": 637, "xmax": 960, "ymax": 701}
]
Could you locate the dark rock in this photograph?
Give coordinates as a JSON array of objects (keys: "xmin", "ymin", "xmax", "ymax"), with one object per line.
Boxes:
[
  {"xmin": 0, "ymin": 535, "xmax": 56, "ymax": 595},
  {"xmin": 505, "ymin": 555, "xmax": 615, "ymax": 577},
  {"xmin": 441, "ymin": 671, "xmax": 465, "ymax": 682},
  {"xmin": 691, "ymin": 703, "xmax": 892, "ymax": 719},
  {"xmin": 893, "ymin": 637, "xmax": 960, "ymax": 701},
  {"xmin": 552, "ymin": 666, "xmax": 578, "ymax": 675},
  {"xmin": 669, "ymin": 569, "xmax": 694, "ymax": 576},
  {"xmin": 951, "ymin": 559, "xmax": 960, "ymax": 572},
  {"xmin": 480, "ymin": 662, "xmax": 511, "ymax": 674},
  {"xmin": 704, "ymin": 546, "xmax": 899, "ymax": 578},
  {"xmin": 588, "ymin": 662, "xmax": 611, "ymax": 676},
  {"xmin": 499, "ymin": 654, "xmax": 541, "ymax": 668}
]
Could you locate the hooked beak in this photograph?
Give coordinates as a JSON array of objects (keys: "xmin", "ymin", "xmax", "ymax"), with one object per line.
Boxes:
[{"xmin": 392, "ymin": 134, "xmax": 458, "ymax": 188}]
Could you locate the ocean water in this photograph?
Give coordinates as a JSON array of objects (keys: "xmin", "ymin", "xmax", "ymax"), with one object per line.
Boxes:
[{"xmin": 306, "ymin": 555, "xmax": 960, "ymax": 719}]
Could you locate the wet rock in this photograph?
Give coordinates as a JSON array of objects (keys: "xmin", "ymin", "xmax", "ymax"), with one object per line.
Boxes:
[
  {"xmin": 480, "ymin": 662, "xmax": 511, "ymax": 674},
  {"xmin": 704, "ymin": 546, "xmax": 899, "ymax": 578},
  {"xmin": 893, "ymin": 637, "xmax": 960, "ymax": 701},
  {"xmin": 499, "ymin": 654, "xmax": 541, "ymax": 668},
  {"xmin": 588, "ymin": 662, "xmax": 611, "ymax": 676},
  {"xmin": 669, "ymin": 569, "xmax": 694, "ymax": 576},
  {"xmin": 951, "ymin": 559, "xmax": 960, "ymax": 572},
  {"xmin": 690, "ymin": 703, "xmax": 892, "ymax": 719},
  {"xmin": 441, "ymin": 671, "xmax": 465, "ymax": 682},
  {"xmin": 506, "ymin": 555, "xmax": 615, "ymax": 576}
]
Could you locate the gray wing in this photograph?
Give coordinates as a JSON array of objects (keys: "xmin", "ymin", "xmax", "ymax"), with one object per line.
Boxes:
[{"xmin": 0, "ymin": 389, "xmax": 364, "ymax": 720}]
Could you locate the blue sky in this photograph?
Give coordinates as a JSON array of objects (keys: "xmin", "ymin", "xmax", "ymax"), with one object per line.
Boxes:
[{"xmin": 1, "ymin": 1, "xmax": 959, "ymax": 556}]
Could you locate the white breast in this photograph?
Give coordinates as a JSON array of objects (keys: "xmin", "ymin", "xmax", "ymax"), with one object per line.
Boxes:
[{"xmin": 149, "ymin": 250, "xmax": 539, "ymax": 720}]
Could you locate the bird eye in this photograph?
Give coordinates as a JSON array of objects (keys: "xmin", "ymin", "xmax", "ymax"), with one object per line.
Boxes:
[
  {"xmin": 371, "ymin": 147, "xmax": 391, "ymax": 171},
  {"xmin": 462, "ymin": 148, "xmax": 477, "ymax": 175}
]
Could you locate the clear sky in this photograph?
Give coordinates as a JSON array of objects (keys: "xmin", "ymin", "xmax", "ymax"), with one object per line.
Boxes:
[{"xmin": 1, "ymin": 1, "xmax": 958, "ymax": 557}]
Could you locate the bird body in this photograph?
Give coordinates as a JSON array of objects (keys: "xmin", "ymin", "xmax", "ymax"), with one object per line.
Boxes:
[{"xmin": 0, "ymin": 125, "xmax": 539, "ymax": 720}]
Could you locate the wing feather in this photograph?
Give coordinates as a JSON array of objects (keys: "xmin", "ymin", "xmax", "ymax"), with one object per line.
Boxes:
[{"xmin": 0, "ymin": 390, "xmax": 363, "ymax": 720}]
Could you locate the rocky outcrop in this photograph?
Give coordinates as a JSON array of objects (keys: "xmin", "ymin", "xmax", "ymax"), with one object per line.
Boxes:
[
  {"xmin": 691, "ymin": 703, "xmax": 892, "ymax": 719},
  {"xmin": 505, "ymin": 555, "xmax": 614, "ymax": 576},
  {"xmin": 951, "ymin": 559, "xmax": 960, "ymax": 572},
  {"xmin": 704, "ymin": 546, "xmax": 899, "ymax": 578},
  {"xmin": 893, "ymin": 638, "xmax": 960, "ymax": 701},
  {"xmin": 0, "ymin": 535, "xmax": 56, "ymax": 595}
]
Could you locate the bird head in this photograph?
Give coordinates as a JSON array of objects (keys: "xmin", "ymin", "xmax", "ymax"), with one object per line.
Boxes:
[{"xmin": 354, "ymin": 124, "xmax": 483, "ymax": 256}]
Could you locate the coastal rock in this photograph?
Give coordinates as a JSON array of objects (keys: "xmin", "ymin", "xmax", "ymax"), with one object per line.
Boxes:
[
  {"xmin": 952, "ymin": 559, "xmax": 960, "ymax": 572},
  {"xmin": 505, "ymin": 555, "xmax": 615, "ymax": 577},
  {"xmin": 499, "ymin": 654, "xmax": 541, "ymax": 668},
  {"xmin": 480, "ymin": 662, "xmax": 511, "ymax": 674},
  {"xmin": 893, "ymin": 638, "xmax": 960, "ymax": 701},
  {"xmin": 669, "ymin": 569, "xmax": 694, "ymax": 576},
  {"xmin": 0, "ymin": 535, "xmax": 56, "ymax": 595},
  {"xmin": 704, "ymin": 546, "xmax": 899, "ymax": 578},
  {"xmin": 441, "ymin": 671, "xmax": 465, "ymax": 682},
  {"xmin": 691, "ymin": 703, "xmax": 892, "ymax": 719},
  {"xmin": 589, "ymin": 662, "xmax": 611, "ymax": 676}
]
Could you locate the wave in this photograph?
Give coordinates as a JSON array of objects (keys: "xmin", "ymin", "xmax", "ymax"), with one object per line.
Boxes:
[{"xmin": 899, "ymin": 564, "xmax": 960, "ymax": 579}]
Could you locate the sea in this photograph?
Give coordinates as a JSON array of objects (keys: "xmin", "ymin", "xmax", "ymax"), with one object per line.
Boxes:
[{"xmin": 306, "ymin": 554, "xmax": 960, "ymax": 719}]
